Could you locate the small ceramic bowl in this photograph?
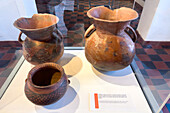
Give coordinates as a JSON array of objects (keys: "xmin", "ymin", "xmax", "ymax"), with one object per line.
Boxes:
[{"xmin": 24, "ymin": 63, "xmax": 69, "ymax": 105}]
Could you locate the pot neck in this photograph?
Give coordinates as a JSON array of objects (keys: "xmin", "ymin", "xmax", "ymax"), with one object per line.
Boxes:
[
  {"xmin": 20, "ymin": 25, "xmax": 56, "ymax": 41},
  {"xmin": 94, "ymin": 20, "xmax": 130, "ymax": 35}
]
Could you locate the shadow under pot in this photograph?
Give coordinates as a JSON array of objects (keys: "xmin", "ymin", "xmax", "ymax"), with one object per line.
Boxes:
[{"xmin": 24, "ymin": 63, "xmax": 69, "ymax": 105}]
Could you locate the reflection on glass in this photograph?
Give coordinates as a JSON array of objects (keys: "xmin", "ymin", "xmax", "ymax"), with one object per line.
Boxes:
[{"xmin": 35, "ymin": 0, "xmax": 135, "ymax": 47}]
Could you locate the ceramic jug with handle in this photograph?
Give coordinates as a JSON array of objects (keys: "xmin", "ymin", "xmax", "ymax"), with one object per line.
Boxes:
[
  {"xmin": 14, "ymin": 14, "xmax": 64, "ymax": 65},
  {"xmin": 84, "ymin": 6, "xmax": 138, "ymax": 71}
]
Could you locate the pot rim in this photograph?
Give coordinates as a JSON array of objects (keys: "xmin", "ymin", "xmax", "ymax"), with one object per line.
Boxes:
[
  {"xmin": 27, "ymin": 62, "xmax": 64, "ymax": 89},
  {"xmin": 87, "ymin": 6, "xmax": 139, "ymax": 23},
  {"xmin": 13, "ymin": 13, "xmax": 59, "ymax": 31}
]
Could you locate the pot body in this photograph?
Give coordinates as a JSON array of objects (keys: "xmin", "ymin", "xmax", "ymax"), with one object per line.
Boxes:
[
  {"xmin": 24, "ymin": 63, "xmax": 69, "ymax": 105},
  {"xmin": 20, "ymin": 32, "xmax": 64, "ymax": 65},
  {"xmin": 85, "ymin": 6, "xmax": 138, "ymax": 71}
]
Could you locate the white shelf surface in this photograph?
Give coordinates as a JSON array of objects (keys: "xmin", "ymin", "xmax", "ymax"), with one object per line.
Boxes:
[{"xmin": 0, "ymin": 50, "xmax": 152, "ymax": 113}]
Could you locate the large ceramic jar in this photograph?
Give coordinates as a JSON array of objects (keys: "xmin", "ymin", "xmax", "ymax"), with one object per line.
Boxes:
[
  {"xmin": 14, "ymin": 14, "xmax": 64, "ymax": 65},
  {"xmin": 84, "ymin": 6, "xmax": 138, "ymax": 71},
  {"xmin": 24, "ymin": 63, "xmax": 69, "ymax": 105}
]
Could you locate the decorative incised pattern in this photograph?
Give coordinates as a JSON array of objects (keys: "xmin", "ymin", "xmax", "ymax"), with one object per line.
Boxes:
[
  {"xmin": 22, "ymin": 37, "xmax": 63, "ymax": 65},
  {"xmin": 25, "ymin": 80, "xmax": 67, "ymax": 105}
]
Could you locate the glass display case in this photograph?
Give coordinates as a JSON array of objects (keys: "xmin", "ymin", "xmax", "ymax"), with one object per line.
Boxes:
[{"xmin": 0, "ymin": 0, "xmax": 169, "ymax": 113}]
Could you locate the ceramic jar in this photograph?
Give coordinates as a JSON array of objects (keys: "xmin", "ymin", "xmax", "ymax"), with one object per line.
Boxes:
[
  {"xmin": 14, "ymin": 14, "xmax": 64, "ymax": 65},
  {"xmin": 84, "ymin": 6, "xmax": 138, "ymax": 71},
  {"xmin": 24, "ymin": 63, "xmax": 69, "ymax": 105}
]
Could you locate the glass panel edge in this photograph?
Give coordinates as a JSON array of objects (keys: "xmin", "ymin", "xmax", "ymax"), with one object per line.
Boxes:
[
  {"xmin": 131, "ymin": 57, "xmax": 161, "ymax": 113},
  {"xmin": 0, "ymin": 56, "xmax": 25, "ymax": 99}
]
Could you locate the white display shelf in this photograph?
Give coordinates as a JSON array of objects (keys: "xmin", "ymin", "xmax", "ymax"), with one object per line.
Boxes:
[{"xmin": 0, "ymin": 50, "xmax": 152, "ymax": 113}]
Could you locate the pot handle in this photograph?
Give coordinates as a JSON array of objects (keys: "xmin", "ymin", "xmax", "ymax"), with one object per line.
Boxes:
[
  {"xmin": 25, "ymin": 78, "xmax": 28, "ymax": 83},
  {"xmin": 84, "ymin": 24, "xmax": 96, "ymax": 39},
  {"xmin": 53, "ymin": 28, "xmax": 63, "ymax": 41},
  {"xmin": 125, "ymin": 25, "xmax": 137, "ymax": 42},
  {"xmin": 68, "ymin": 79, "xmax": 70, "ymax": 84},
  {"xmin": 18, "ymin": 32, "xmax": 24, "ymax": 44}
]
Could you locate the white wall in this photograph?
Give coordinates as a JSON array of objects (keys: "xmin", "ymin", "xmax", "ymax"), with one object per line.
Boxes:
[
  {"xmin": 0, "ymin": 0, "xmax": 37, "ymax": 41},
  {"xmin": 22, "ymin": 0, "xmax": 38, "ymax": 17},
  {"xmin": 137, "ymin": 0, "xmax": 160, "ymax": 41},
  {"xmin": 137, "ymin": 0, "xmax": 170, "ymax": 41},
  {"xmin": 146, "ymin": 0, "xmax": 170, "ymax": 41}
]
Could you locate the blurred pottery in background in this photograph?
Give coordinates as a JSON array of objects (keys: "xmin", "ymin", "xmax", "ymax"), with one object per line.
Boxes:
[
  {"xmin": 84, "ymin": 6, "xmax": 138, "ymax": 71},
  {"xmin": 35, "ymin": 0, "xmax": 63, "ymax": 14},
  {"xmin": 24, "ymin": 63, "xmax": 69, "ymax": 105},
  {"xmin": 14, "ymin": 14, "xmax": 64, "ymax": 65}
]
